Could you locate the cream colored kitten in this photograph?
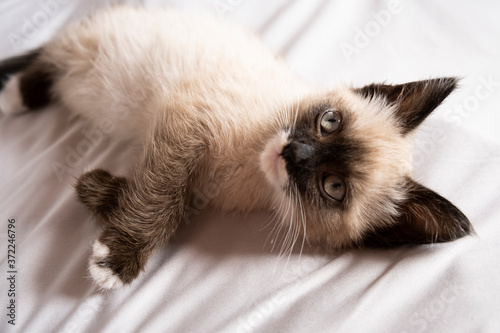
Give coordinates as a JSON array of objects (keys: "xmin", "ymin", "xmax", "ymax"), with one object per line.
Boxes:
[{"xmin": 0, "ymin": 6, "xmax": 471, "ymax": 290}]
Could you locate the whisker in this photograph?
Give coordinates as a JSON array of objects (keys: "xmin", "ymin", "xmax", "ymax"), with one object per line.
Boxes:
[
  {"xmin": 292, "ymin": 96, "xmax": 300, "ymax": 129},
  {"xmin": 264, "ymin": 193, "xmax": 288, "ymax": 251},
  {"xmin": 283, "ymin": 185, "xmax": 300, "ymax": 272},
  {"xmin": 274, "ymin": 193, "xmax": 288, "ymax": 255},
  {"xmin": 278, "ymin": 186, "xmax": 294, "ymax": 258},
  {"xmin": 296, "ymin": 183, "xmax": 307, "ymax": 260}
]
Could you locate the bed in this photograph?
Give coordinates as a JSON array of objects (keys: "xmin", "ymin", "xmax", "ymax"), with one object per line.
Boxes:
[{"xmin": 1, "ymin": 0, "xmax": 500, "ymax": 332}]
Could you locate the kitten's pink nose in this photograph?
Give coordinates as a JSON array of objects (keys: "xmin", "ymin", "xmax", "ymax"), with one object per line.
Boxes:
[{"xmin": 281, "ymin": 141, "xmax": 314, "ymax": 165}]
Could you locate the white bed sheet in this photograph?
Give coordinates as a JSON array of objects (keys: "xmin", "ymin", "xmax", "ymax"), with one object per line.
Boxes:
[{"xmin": 1, "ymin": 0, "xmax": 500, "ymax": 332}]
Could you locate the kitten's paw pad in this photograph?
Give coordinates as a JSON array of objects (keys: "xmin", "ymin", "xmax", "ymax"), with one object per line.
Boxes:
[
  {"xmin": 0, "ymin": 74, "xmax": 28, "ymax": 115},
  {"xmin": 89, "ymin": 240, "xmax": 124, "ymax": 290}
]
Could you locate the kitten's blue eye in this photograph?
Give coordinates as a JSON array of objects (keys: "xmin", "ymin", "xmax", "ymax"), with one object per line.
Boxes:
[
  {"xmin": 322, "ymin": 174, "xmax": 346, "ymax": 202},
  {"xmin": 319, "ymin": 109, "xmax": 341, "ymax": 135}
]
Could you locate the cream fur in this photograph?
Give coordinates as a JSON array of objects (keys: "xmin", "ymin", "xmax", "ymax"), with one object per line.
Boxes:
[
  {"xmin": 39, "ymin": 6, "xmax": 413, "ymax": 245},
  {"xmin": 41, "ymin": 6, "xmax": 312, "ymax": 211}
]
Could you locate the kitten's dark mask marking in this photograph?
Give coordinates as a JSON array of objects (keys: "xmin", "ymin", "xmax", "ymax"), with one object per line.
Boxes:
[{"xmin": 281, "ymin": 141, "xmax": 314, "ymax": 165}]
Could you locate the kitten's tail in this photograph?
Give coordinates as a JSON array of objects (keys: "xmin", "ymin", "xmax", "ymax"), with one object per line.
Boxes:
[{"xmin": 0, "ymin": 48, "xmax": 56, "ymax": 115}]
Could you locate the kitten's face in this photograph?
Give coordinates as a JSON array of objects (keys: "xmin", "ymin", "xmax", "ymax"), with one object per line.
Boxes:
[{"xmin": 260, "ymin": 78, "xmax": 472, "ymax": 248}]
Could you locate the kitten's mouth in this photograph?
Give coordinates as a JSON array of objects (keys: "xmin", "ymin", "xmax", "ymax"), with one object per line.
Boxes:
[{"xmin": 260, "ymin": 132, "xmax": 289, "ymax": 188}]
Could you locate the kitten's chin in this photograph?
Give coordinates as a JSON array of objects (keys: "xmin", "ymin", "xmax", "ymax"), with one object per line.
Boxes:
[{"xmin": 260, "ymin": 131, "xmax": 289, "ymax": 189}]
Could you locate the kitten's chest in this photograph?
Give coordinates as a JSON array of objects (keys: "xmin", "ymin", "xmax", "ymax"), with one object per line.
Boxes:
[{"xmin": 191, "ymin": 153, "xmax": 274, "ymax": 214}]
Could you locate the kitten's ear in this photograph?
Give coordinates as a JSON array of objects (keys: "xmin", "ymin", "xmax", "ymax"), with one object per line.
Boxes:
[
  {"xmin": 354, "ymin": 77, "xmax": 458, "ymax": 134},
  {"xmin": 361, "ymin": 177, "xmax": 473, "ymax": 247}
]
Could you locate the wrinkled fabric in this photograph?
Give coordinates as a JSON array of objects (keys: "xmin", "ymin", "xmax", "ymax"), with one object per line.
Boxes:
[{"xmin": 1, "ymin": 1, "xmax": 499, "ymax": 332}]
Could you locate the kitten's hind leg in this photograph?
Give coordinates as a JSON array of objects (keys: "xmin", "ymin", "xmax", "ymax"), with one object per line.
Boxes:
[{"xmin": 0, "ymin": 49, "xmax": 56, "ymax": 114}]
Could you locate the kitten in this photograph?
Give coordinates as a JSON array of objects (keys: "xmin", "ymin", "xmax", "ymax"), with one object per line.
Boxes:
[{"xmin": 0, "ymin": 6, "xmax": 472, "ymax": 289}]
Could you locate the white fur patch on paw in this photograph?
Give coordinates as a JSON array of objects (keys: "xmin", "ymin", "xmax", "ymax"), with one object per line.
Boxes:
[
  {"xmin": 0, "ymin": 74, "xmax": 28, "ymax": 115},
  {"xmin": 89, "ymin": 240, "xmax": 124, "ymax": 290}
]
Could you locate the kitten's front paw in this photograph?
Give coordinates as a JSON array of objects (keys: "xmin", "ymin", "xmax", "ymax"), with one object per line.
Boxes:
[
  {"xmin": 0, "ymin": 74, "xmax": 28, "ymax": 115},
  {"xmin": 76, "ymin": 169, "xmax": 129, "ymax": 223},
  {"xmin": 89, "ymin": 240, "xmax": 124, "ymax": 290}
]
